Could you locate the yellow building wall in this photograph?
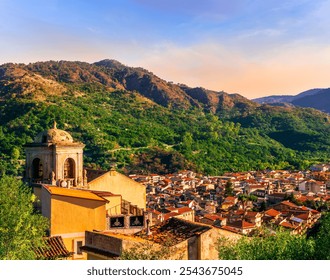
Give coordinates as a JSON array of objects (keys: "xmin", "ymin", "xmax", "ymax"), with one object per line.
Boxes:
[
  {"xmin": 199, "ymin": 227, "xmax": 241, "ymax": 260},
  {"xmin": 103, "ymin": 194, "xmax": 122, "ymax": 216},
  {"xmin": 63, "ymin": 236, "xmax": 85, "ymax": 260},
  {"xmin": 50, "ymin": 195, "xmax": 106, "ymax": 235},
  {"xmin": 176, "ymin": 211, "xmax": 195, "ymax": 222},
  {"xmin": 88, "ymin": 171, "xmax": 146, "ymax": 210},
  {"xmin": 171, "ymin": 240, "xmax": 189, "ymax": 260},
  {"xmin": 48, "ymin": 194, "xmax": 106, "ymax": 260}
]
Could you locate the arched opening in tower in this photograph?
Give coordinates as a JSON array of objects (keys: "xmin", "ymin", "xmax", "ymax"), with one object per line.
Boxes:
[
  {"xmin": 64, "ymin": 158, "xmax": 75, "ymax": 179},
  {"xmin": 32, "ymin": 158, "xmax": 43, "ymax": 180}
]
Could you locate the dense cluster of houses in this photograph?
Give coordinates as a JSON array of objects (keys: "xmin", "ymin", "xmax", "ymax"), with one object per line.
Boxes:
[{"xmin": 130, "ymin": 168, "xmax": 330, "ymax": 235}]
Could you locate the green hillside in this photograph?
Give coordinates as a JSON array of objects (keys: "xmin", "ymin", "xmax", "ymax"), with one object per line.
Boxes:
[{"xmin": 0, "ymin": 60, "xmax": 329, "ymax": 176}]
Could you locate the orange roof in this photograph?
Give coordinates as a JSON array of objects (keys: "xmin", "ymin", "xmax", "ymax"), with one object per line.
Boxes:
[
  {"xmin": 35, "ymin": 236, "xmax": 72, "ymax": 259},
  {"xmin": 234, "ymin": 210, "xmax": 245, "ymax": 215},
  {"xmin": 221, "ymin": 225, "xmax": 240, "ymax": 233},
  {"xmin": 203, "ymin": 214, "xmax": 223, "ymax": 221},
  {"xmin": 44, "ymin": 186, "xmax": 106, "ymax": 202},
  {"xmin": 241, "ymin": 220, "xmax": 255, "ymax": 229},
  {"xmin": 147, "ymin": 208, "xmax": 161, "ymax": 215},
  {"xmin": 224, "ymin": 196, "xmax": 236, "ymax": 202},
  {"xmin": 280, "ymin": 201, "xmax": 299, "ymax": 208},
  {"xmin": 265, "ymin": 208, "xmax": 281, "ymax": 217},
  {"xmin": 295, "ymin": 213, "xmax": 309, "ymax": 220},
  {"xmin": 163, "ymin": 212, "xmax": 178, "ymax": 220},
  {"xmin": 177, "ymin": 207, "xmax": 193, "ymax": 214},
  {"xmin": 227, "ymin": 220, "xmax": 255, "ymax": 229},
  {"xmin": 165, "ymin": 206, "xmax": 177, "ymax": 211},
  {"xmin": 280, "ymin": 221, "xmax": 297, "ymax": 229},
  {"xmin": 90, "ymin": 190, "xmax": 119, "ymax": 197},
  {"xmin": 245, "ymin": 211, "xmax": 260, "ymax": 218},
  {"xmin": 296, "ymin": 196, "xmax": 308, "ymax": 202},
  {"xmin": 179, "ymin": 200, "xmax": 192, "ymax": 205},
  {"xmin": 245, "ymin": 179, "xmax": 257, "ymax": 183}
]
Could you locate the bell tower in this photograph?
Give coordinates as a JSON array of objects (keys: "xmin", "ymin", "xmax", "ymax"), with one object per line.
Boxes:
[{"xmin": 25, "ymin": 121, "xmax": 86, "ymax": 188}]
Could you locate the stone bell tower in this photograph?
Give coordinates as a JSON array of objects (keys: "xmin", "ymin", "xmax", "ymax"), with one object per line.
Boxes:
[{"xmin": 24, "ymin": 121, "xmax": 87, "ymax": 188}]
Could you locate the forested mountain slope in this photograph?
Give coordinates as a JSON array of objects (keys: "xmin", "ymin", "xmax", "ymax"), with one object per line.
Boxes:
[{"xmin": 0, "ymin": 60, "xmax": 329, "ymax": 175}]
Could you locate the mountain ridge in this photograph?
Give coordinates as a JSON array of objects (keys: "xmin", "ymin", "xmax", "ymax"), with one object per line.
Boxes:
[
  {"xmin": 0, "ymin": 59, "xmax": 329, "ymax": 175},
  {"xmin": 253, "ymin": 88, "xmax": 330, "ymax": 113},
  {"xmin": 0, "ymin": 59, "xmax": 259, "ymax": 113},
  {"xmin": 3, "ymin": 59, "xmax": 328, "ymax": 115}
]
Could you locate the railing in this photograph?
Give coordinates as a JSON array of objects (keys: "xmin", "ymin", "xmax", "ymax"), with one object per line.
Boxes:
[{"xmin": 121, "ymin": 199, "xmax": 144, "ymax": 215}]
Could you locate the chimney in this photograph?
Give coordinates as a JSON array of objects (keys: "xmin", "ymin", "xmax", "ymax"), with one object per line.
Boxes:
[{"xmin": 146, "ymin": 219, "xmax": 152, "ymax": 236}]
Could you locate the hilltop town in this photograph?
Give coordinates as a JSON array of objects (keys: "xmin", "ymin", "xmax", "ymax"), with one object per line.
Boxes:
[{"xmin": 22, "ymin": 123, "xmax": 329, "ymax": 260}]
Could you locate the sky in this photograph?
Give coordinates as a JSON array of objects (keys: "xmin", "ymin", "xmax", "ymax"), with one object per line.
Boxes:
[{"xmin": 0, "ymin": 0, "xmax": 329, "ymax": 99}]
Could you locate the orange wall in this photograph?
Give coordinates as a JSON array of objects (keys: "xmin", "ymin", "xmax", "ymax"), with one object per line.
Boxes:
[
  {"xmin": 50, "ymin": 195, "xmax": 106, "ymax": 235},
  {"xmin": 103, "ymin": 194, "xmax": 122, "ymax": 216},
  {"xmin": 89, "ymin": 171, "xmax": 146, "ymax": 210}
]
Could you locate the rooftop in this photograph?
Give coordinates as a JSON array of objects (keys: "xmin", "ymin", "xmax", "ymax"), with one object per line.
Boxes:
[
  {"xmin": 35, "ymin": 236, "xmax": 72, "ymax": 260},
  {"xmin": 34, "ymin": 121, "xmax": 74, "ymax": 144},
  {"xmin": 135, "ymin": 218, "xmax": 212, "ymax": 245},
  {"xmin": 44, "ymin": 185, "xmax": 107, "ymax": 202}
]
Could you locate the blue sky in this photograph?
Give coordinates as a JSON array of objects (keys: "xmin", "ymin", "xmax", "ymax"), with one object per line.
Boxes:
[{"xmin": 0, "ymin": 0, "xmax": 329, "ymax": 98}]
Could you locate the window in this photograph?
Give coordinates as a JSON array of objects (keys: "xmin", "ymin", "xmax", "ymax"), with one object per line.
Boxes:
[
  {"xmin": 73, "ymin": 239, "xmax": 84, "ymax": 259},
  {"xmin": 32, "ymin": 158, "xmax": 43, "ymax": 179},
  {"xmin": 76, "ymin": 241, "xmax": 83, "ymax": 255}
]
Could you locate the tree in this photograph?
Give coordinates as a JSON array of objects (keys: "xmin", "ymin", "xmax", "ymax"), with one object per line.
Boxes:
[
  {"xmin": 224, "ymin": 180, "xmax": 234, "ymax": 197},
  {"xmin": 237, "ymin": 194, "xmax": 257, "ymax": 219},
  {"xmin": 180, "ymin": 132, "xmax": 193, "ymax": 155},
  {"xmin": 218, "ymin": 213, "xmax": 330, "ymax": 260},
  {"xmin": 0, "ymin": 176, "xmax": 49, "ymax": 259},
  {"xmin": 309, "ymin": 212, "xmax": 330, "ymax": 260},
  {"xmin": 217, "ymin": 226, "xmax": 315, "ymax": 260},
  {"xmin": 259, "ymin": 200, "xmax": 267, "ymax": 211},
  {"xmin": 285, "ymin": 192, "xmax": 302, "ymax": 206}
]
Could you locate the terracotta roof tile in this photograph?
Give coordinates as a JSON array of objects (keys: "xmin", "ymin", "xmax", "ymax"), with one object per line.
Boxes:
[
  {"xmin": 295, "ymin": 213, "xmax": 309, "ymax": 221},
  {"xmin": 280, "ymin": 221, "xmax": 297, "ymax": 229},
  {"xmin": 221, "ymin": 225, "xmax": 240, "ymax": 233},
  {"xmin": 135, "ymin": 218, "xmax": 212, "ymax": 245},
  {"xmin": 177, "ymin": 207, "xmax": 193, "ymax": 214},
  {"xmin": 203, "ymin": 214, "xmax": 223, "ymax": 221},
  {"xmin": 35, "ymin": 236, "xmax": 72, "ymax": 259},
  {"xmin": 241, "ymin": 220, "xmax": 255, "ymax": 228},
  {"xmin": 280, "ymin": 200, "xmax": 299, "ymax": 208},
  {"xmin": 245, "ymin": 211, "xmax": 260, "ymax": 218},
  {"xmin": 265, "ymin": 209, "xmax": 281, "ymax": 217},
  {"xmin": 229, "ymin": 220, "xmax": 255, "ymax": 229}
]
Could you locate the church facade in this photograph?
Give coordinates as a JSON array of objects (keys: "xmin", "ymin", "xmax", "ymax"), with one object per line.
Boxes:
[{"xmin": 24, "ymin": 122, "xmax": 146, "ymax": 259}]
